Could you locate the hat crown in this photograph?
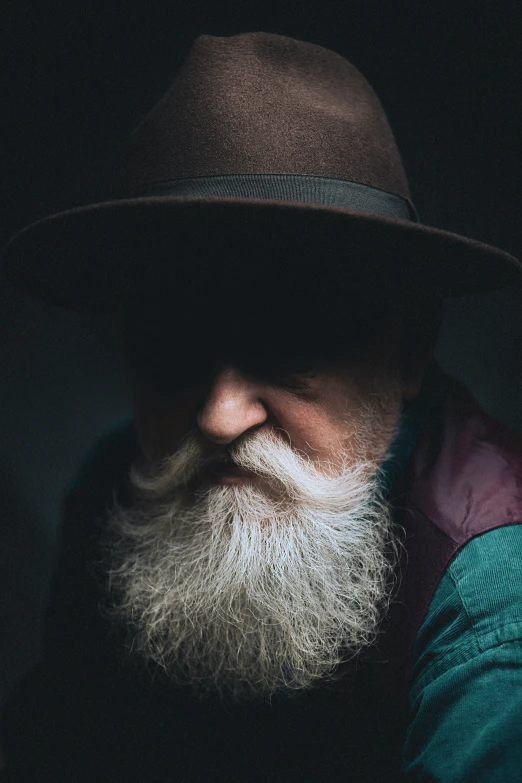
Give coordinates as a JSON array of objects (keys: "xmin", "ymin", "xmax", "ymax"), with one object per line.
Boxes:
[{"xmin": 119, "ymin": 32, "xmax": 411, "ymax": 199}]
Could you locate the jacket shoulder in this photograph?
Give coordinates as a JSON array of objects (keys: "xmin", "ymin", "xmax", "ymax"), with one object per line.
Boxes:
[
  {"xmin": 408, "ymin": 379, "xmax": 522, "ymax": 544},
  {"xmin": 59, "ymin": 417, "xmax": 141, "ymax": 553}
]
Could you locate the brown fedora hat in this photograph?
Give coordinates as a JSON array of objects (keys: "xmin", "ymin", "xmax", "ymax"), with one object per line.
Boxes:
[{"xmin": 1, "ymin": 31, "xmax": 521, "ymax": 312}]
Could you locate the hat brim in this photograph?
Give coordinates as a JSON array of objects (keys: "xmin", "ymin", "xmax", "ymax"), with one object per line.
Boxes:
[{"xmin": 1, "ymin": 195, "xmax": 520, "ymax": 312}]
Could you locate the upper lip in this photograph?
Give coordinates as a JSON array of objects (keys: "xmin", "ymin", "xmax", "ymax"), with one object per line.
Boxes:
[
  {"xmin": 232, "ymin": 466, "xmax": 258, "ymax": 477},
  {"xmin": 209, "ymin": 462, "xmax": 257, "ymax": 477}
]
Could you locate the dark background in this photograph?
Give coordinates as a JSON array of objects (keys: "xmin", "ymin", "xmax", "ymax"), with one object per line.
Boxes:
[{"xmin": 1, "ymin": 0, "xmax": 521, "ymax": 711}]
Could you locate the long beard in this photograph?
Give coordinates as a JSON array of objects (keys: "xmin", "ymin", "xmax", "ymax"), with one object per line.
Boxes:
[{"xmin": 102, "ymin": 385, "xmax": 402, "ymax": 703}]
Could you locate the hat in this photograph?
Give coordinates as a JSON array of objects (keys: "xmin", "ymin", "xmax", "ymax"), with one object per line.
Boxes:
[{"xmin": 1, "ymin": 31, "xmax": 520, "ymax": 312}]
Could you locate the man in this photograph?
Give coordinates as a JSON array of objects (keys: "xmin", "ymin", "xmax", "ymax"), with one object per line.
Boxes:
[{"xmin": 1, "ymin": 32, "xmax": 522, "ymax": 782}]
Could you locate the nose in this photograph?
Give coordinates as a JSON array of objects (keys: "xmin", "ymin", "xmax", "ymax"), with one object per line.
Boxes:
[{"xmin": 196, "ymin": 364, "xmax": 268, "ymax": 445}]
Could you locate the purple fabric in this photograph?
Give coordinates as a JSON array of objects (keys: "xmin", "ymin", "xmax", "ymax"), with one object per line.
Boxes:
[{"xmin": 393, "ymin": 377, "xmax": 522, "ymax": 670}]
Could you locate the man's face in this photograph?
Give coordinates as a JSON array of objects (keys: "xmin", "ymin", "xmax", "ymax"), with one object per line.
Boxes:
[{"xmin": 104, "ymin": 299, "xmax": 421, "ymax": 702}]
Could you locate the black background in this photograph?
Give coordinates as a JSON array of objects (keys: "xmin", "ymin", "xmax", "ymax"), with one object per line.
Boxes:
[{"xmin": 1, "ymin": 0, "xmax": 521, "ymax": 710}]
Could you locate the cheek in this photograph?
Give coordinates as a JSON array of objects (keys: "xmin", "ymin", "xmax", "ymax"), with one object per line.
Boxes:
[
  {"xmin": 270, "ymin": 378, "xmax": 388, "ymax": 467},
  {"xmin": 268, "ymin": 396, "xmax": 357, "ymax": 463},
  {"xmin": 131, "ymin": 383, "xmax": 203, "ymax": 462}
]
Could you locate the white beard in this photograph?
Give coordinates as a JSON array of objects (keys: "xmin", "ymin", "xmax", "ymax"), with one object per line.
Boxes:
[{"xmin": 102, "ymin": 383, "xmax": 403, "ymax": 703}]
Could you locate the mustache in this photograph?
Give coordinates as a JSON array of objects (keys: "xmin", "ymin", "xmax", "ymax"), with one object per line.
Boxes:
[
  {"xmin": 129, "ymin": 427, "xmax": 380, "ymax": 514},
  {"xmin": 131, "ymin": 430, "xmax": 280, "ymax": 497}
]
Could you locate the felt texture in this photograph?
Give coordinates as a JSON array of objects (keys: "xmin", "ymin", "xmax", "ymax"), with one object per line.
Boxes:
[{"xmin": 119, "ymin": 32, "xmax": 410, "ymax": 197}]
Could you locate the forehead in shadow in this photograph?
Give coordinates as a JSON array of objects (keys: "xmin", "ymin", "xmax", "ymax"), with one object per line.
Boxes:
[{"xmin": 119, "ymin": 242, "xmax": 405, "ymax": 386}]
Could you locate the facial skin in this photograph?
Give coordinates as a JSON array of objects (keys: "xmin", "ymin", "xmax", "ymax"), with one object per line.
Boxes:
[{"xmin": 103, "ymin": 302, "xmax": 425, "ymax": 702}]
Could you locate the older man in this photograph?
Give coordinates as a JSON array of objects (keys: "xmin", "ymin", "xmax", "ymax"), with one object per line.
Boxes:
[{"xmin": 2, "ymin": 32, "xmax": 522, "ymax": 782}]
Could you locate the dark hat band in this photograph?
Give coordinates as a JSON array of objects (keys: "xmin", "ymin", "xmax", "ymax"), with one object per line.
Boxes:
[{"xmin": 124, "ymin": 173, "xmax": 419, "ymax": 222}]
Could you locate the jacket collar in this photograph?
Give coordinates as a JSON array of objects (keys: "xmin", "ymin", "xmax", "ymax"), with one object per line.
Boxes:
[{"xmin": 377, "ymin": 359, "xmax": 451, "ymax": 499}]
